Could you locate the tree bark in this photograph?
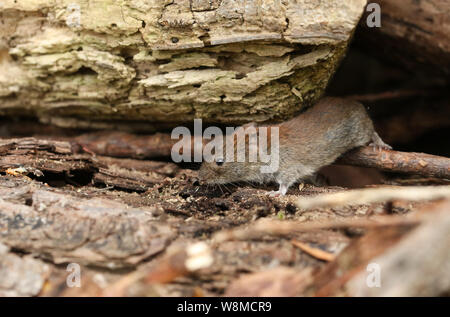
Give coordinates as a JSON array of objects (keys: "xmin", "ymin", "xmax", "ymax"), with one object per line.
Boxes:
[{"xmin": 0, "ymin": 0, "xmax": 367, "ymax": 130}]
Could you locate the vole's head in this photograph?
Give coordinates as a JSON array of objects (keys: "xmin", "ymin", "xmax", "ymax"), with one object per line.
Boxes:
[
  {"xmin": 198, "ymin": 123, "xmax": 265, "ymax": 185},
  {"xmin": 198, "ymin": 155, "xmax": 263, "ymax": 185}
]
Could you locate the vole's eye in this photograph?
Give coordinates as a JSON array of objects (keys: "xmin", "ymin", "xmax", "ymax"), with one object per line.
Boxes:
[{"xmin": 216, "ymin": 158, "xmax": 224, "ymax": 166}]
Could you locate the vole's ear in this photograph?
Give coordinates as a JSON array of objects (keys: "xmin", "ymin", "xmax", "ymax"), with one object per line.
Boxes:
[
  {"xmin": 231, "ymin": 122, "xmax": 257, "ymax": 137},
  {"xmin": 242, "ymin": 122, "xmax": 256, "ymax": 129}
]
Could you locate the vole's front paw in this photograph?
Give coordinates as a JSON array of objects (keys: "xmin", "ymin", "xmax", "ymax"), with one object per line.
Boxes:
[
  {"xmin": 369, "ymin": 142, "xmax": 392, "ymax": 152},
  {"xmin": 370, "ymin": 132, "xmax": 392, "ymax": 151},
  {"xmin": 266, "ymin": 190, "xmax": 282, "ymax": 197}
]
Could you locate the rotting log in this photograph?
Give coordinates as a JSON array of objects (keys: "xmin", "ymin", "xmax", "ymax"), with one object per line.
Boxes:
[
  {"xmin": 0, "ymin": 176, "xmax": 175, "ymax": 268},
  {"xmin": 0, "ymin": 0, "xmax": 367, "ymax": 130},
  {"xmin": 0, "ymin": 137, "xmax": 180, "ymax": 191}
]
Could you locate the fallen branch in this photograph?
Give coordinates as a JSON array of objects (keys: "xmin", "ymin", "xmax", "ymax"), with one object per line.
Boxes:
[
  {"xmin": 338, "ymin": 147, "xmax": 450, "ymax": 179},
  {"xmin": 295, "ymin": 185, "xmax": 450, "ymax": 210}
]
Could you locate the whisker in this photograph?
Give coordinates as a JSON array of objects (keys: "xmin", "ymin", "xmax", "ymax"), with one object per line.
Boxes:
[
  {"xmin": 222, "ymin": 184, "xmax": 232, "ymax": 193},
  {"xmin": 241, "ymin": 181, "xmax": 255, "ymax": 188}
]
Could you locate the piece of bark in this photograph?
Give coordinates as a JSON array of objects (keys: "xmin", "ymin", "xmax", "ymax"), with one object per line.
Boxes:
[
  {"xmin": 102, "ymin": 242, "xmax": 213, "ymax": 296},
  {"xmin": 0, "ymin": 137, "xmax": 179, "ymax": 191},
  {"xmin": 0, "ymin": 177, "xmax": 175, "ymax": 268},
  {"xmin": 291, "ymin": 240, "xmax": 336, "ymax": 262},
  {"xmin": 0, "ymin": 138, "xmax": 92, "ymax": 174},
  {"xmin": 76, "ymin": 132, "xmax": 174, "ymax": 159},
  {"xmin": 0, "ymin": 242, "xmax": 50, "ymax": 297},
  {"xmin": 93, "ymin": 156, "xmax": 178, "ymax": 192},
  {"xmin": 0, "ymin": 0, "xmax": 367, "ymax": 130},
  {"xmin": 358, "ymin": 0, "xmax": 450, "ymax": 76}
]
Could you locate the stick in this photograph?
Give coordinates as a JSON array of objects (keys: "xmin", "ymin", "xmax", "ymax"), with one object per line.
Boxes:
[
  {"xmin": 338, "ymin": 147, "xmax": 450, "ymax": 179},
  {"xmin": 291, "ymin": 240, "xmax": 336, "ymax": 262},
  {"xmin": 295, "ymin": 185, "xmax": 450, "ymax": 210}
]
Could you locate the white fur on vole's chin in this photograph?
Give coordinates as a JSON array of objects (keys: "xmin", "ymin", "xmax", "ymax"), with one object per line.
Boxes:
[
  {"xmin": 198, "ymin": 169, "xmax": 239, "ymax": 185},
  {"xmin": 198, "ymin": 177, "xmax": 230, "ymax": 185}
]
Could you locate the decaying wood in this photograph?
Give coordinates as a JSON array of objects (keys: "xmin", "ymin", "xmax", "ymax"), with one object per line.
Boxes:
[
  {"xmin": 76, "ymin": 131, "xmax": 174, "ymax": 159},
  {"xmin": 213, "ymin": 215, "xmax": 421, "ymax": 243},
  {"xmin": 0, "ymin": 0, "xmax": 368, "ymax": 130},
  {"xmin": 0, "ymin": 137, "xmax": 179, "ymax": 191},
  {"xmin": 358, "ymin": 0, "xmax": 450, "ymax": 76},
  {"xmin": 0, "ymin": 242, "xmax": 50, "ymax": 297},
  {"xmin": 0, "ymin": 177, "xmax": 175, "ymax": 268},
  {"xmin": 218, "ymin": 200, "xmax": 450, "ymax": 297},
  {"xmin": 1, "ymin": 134, "xmax": 449, "ymax": 296},
  {"xmin": 76, "ymin": 132, "xmax": 450, "ymax": 179},
  {"xmin": 311, "ymin": 224, "xmax": 416, "ymax": 296}
]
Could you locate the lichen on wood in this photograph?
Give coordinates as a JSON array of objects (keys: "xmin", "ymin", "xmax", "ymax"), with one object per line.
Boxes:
[{"xmin": 0, "ymin": 0, "xmax": 367, "ymax": 130}]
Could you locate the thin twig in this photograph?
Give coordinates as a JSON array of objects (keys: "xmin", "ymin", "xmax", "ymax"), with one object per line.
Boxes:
[
  {"xmin": 291, "ymin": 240, "xmax": 336, "ymax": 262},
  {"xmin": 295, "ymin": 185, "xmax": 450, "ymax": 210}
]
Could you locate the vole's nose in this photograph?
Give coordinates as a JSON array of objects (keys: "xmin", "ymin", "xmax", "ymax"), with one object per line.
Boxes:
[{"xmin": 192, "ymin": 178, "xmax": 200, "ymax": 186}]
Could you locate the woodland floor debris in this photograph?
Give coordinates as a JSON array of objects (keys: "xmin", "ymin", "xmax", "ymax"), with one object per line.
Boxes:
[{"xmin": 0, "ymin": 136, "xmax": 449, "ymax": 296}]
